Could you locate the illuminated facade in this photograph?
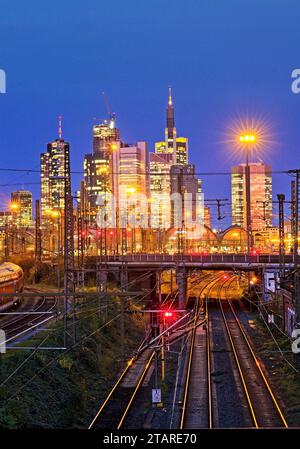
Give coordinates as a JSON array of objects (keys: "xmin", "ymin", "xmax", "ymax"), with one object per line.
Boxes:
[
  {"xmin": 253, "ymin": 226, "xmax": 279, "ymax": 252},
  {"xmin": 40, "ymin": 137, "xmax": 70, "ymax": 221},
  {"xmin": 84, "ymin": 117, "xmax": 120, "ymax": 222},
  {"xmin": 119, "ymin": 142, "xmax": 149, "ymax": 195},
  {"xmin": 11, "ymin": 190, "xmax": 32, "ymax": 227},
  {"xmin": 119, "ymin": 142, "xmax": 150, "ymax": 228},
  {"xmin": 170, "ymin": 164, "xmax": 204, "ymax": 237},
  {"xmin": 149, "ymin": 153, "xmax": 173, "ymax": 228},
  {"xmin": 155, "ymin": 88, "xmax": 188, "ymax": 165},
  {"xmin": 231, "ymin": 162, "xmax": 272, "ymax": 231},
  {"xmin": 0, "ymin": 211, "xmax": 12, "ymax": 227}
]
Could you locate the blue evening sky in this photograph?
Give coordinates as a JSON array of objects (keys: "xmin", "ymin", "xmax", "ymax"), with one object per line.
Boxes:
[{"xmin": 0, "ymin": 0, "xmax": 300, "ymax": 226}]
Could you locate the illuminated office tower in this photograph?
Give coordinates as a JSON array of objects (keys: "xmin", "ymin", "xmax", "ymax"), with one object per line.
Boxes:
[
  {"xmin": 170, "ymin": 164, "xmax": 203, "ymax": 229},
  {"xmin": 0, "ymin": 212, "xmax": 12, "ymax": 227},
  {"xmin": 165, "ymin": 87, "xmax": 177, "ymax": 159},
  {"xmin": 84, "ymin": 116, "xmax": 120, "ymax": 222},
  {"xmin": 155, "ymin": 88, "xmax": 188, "ymax": 165},
  {"xmin": 149, "ymin": 152, "xmax": 173, "ymax": 229},
  {"xmin": 11, "ymin": 190, "xmax": 32, "ymax": 227},
  {"xmin": 119, "ymin": 142, "xmax": 150, "ymax": 228},
  {"xmin": 231, "ymin": 162, "xmax": 272, "ymax": 231},
  {"xmin": 40, "ymin": 117, "xmax": 70, "ymax": 221},
  {"xmin": 175, "ymin": 137, "xmax": 188, "ymax": 165},
  {"xmin": 119, "ymin": 142, "xmax": 149, "ymax": 195}
]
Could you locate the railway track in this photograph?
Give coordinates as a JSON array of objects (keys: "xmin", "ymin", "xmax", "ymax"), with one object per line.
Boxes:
[
  {"xmin": 89, "ymin": 272, "xmax": 288, "ymax": 429},
  {"xmin": 179, "ymin": 273, "xmax": 288, "ymax": 429},
  {"xmin": 180, "ymin": 274, "xmax": 227, "ymax": 429},
  {"xmin": 88, "ymin": 343, "xmax": 156, "ymax": 429},
  {"xmin": 218, "ymin": 291, "xmax": 288, "ymax": 428},
  {"xmin": 88, "ymin": 284, "xmax": 181, "ymax": 429},
  {"xmin": 0, "ymin": 292, "xmax": 58, "ymax": 341},
  {"xmin": 88, "ymin": 273, "xmax": 214, "ymax": 429}
]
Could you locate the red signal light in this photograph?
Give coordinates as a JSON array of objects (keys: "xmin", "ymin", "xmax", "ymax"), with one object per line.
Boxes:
[
  {"xmin": 223, "ymin": 274, "xmax": 228, "ymax": 280},
  {"xmin": 164, "ymin": 311, "xmax": 173, "ymax": 318}
]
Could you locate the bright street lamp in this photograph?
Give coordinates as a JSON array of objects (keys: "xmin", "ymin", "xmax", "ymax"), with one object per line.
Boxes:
[{"xmin": 239, "ymin": 133, "xmax": 257, "ymax": 255}]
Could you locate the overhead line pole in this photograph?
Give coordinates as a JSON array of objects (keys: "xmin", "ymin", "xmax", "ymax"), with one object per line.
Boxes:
[{"xmin": 63, "ymin": 142, "xmax": 76, "ymax": 346}]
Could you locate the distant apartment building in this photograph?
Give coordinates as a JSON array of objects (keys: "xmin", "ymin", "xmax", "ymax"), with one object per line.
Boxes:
[{"xmin": 231, "ymin": 162, "xmax": 272, "ymax": 231}]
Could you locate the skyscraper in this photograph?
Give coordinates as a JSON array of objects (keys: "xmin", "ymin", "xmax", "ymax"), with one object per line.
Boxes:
[
  {"xmin": 170, "ymin": 164, "xmax": 202, "ymax": 228},
  {"xmin": 119, "ymin": 142, "xmax": 149, "ymax": 196},
  {"xmin": 118, "ymin": 142, "xmax": 150, "ymax": 230},
  {"xmin": 11, "ymin": 190, "xmax": 32, "ymax": 227},
  {"xmin": 40, "ymin": 117, "xmax": 70, "ymax": 221},
  {"xmin": 149, "ymin": 152, "xmax": 173, "ymax": 229},
  {"xmin": 231, "ymin": 162, "xmax": 272, "ymax": 231},
  {"xmin": 165, "ymin": 87, "xmax": 177, "ymax": 160},
  {"xmin": 84, "ymin": 117, "xmax": 120, "ymax": 223},
  {"xmin": 155, "ymin": 88, "xmax": 188, "ymax": 165}
]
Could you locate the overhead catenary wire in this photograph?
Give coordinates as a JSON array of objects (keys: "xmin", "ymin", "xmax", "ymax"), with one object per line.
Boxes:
[{"xmin": 1, "ymin": 277, "xmax": 159, "ymax": 395}]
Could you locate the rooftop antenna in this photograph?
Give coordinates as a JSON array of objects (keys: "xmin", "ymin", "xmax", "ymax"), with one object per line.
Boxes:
[
  {"xmin": 168, "ymin": 86, "xmax": 173, "ymax": 106},
  {"xmin": 58, "ymin": 114, "xmax": 62, "ymax": 139}
]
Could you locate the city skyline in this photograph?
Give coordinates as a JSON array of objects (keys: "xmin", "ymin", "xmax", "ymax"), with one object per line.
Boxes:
[
  {"xmin": 1, "ymin": 1, "xmax": 300, "ymax": 225},
  {"xmin": 0, "ymin": 87, "xmax": 295, "ymax": 229},
  {"xmin": 1, "ymin": 1, "xmax": 300, "ymax": 435}
]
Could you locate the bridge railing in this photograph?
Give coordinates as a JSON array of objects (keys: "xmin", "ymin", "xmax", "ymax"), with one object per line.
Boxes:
[{"xmin": 105, "ymin": 253, "xmax": 294, "ymax": 264}]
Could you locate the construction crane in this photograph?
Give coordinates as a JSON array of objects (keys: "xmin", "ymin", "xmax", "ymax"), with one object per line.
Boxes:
[{"xmin": 102, "ymin": 91, "xmax": 116, "ymax": 123}]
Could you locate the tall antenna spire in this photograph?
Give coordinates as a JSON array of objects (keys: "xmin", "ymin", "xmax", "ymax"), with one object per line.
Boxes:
[
  {"xmin": 166, "ymin": 86, "xmax": 175, "ymax": 130},
  {"xmin": 168, "ymin": 86, "xmax": 173, "ymax": 106},
  {"xmin": 58, "ymin": 114, "xmax": 62, "ymax": 139}
]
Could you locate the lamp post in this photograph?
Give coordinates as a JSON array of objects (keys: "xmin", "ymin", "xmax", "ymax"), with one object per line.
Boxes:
[{"xmin": 239, "ymin": 134, "xmax": 256, "ymax": 255}]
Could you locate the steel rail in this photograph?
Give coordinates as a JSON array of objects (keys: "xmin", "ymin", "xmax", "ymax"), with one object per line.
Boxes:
[
  {"xmin": 180, "ymin": 273, "xmax": 226, "ymax": 429},
  {"xmin": 117, "ymin": 351, "xmax": 155, "ymax": 428},
  {"xmin": 227, "ymin": 299, "xmax": 288, "ymax": 428},
  {"xmin": 205, "ymin": 293, "xmax": 213, "ymax": 429},
  {"xmin": 88, "ymin": 332, "xmax": 155, "ymax": 429},
  {"xmin": 218, "ymin": 281, "xmax": 259, "ymax": 428}
]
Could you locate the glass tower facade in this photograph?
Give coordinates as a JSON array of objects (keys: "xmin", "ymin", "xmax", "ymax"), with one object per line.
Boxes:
[{"xmin": 231, "ymin": 162, "xmax": 272, "ymax": 231}]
